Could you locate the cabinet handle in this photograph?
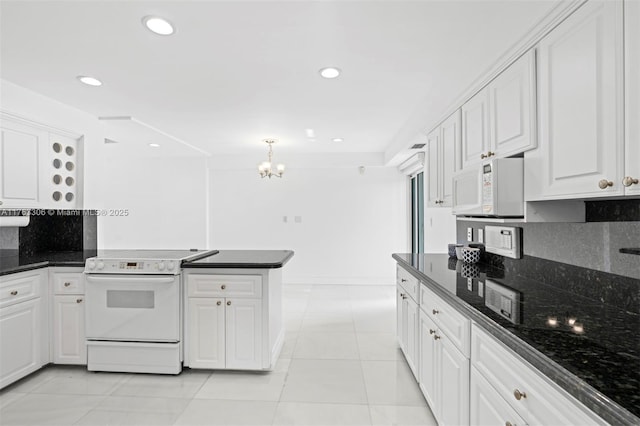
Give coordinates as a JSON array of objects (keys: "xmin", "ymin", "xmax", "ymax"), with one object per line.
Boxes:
[
  {"xmin": 227, "ymin": 301, "xmax": 231, "ymax": 306},
  {"xmin": 216, "ymin": 301, "xmax": 221, "ymax": 306},
  {"xmin": 433, "ymin": 334, "xmax": 441, "ymax": 340},
  {"xmin": 401, "ymin": 278, "xmax": 407, "ymax": 282},
  {"xmin": 64, "ymin": 282, "xmax": 71, "ymax": 287},
  {"xmin": 10, "ymin": 290, "xmax": 18, "ymax": 296},
  {"xmin": 432, "ymin": 309, "xmax": 439, "ymax": 315},
  {"xmin": 622, "ymin": 176, "xmax": 639, "ymax": 187},
  {"xmin": 221, "ymin": 285, "xmax": 226, "ymax": 290},
  {"xmin": 429, "ymin": 329, "xmax": 436, "ymax": 335},
  {"xmin": 598, "ymin": 179, "xmax": 613, "ymax": 189},
  {"xmin": 513, "ymin": 389, "xmax": 527, "ymax": 400},
  {"xmin": 76, "ymin": 298, "xmax": 83, "ymax": 303}
]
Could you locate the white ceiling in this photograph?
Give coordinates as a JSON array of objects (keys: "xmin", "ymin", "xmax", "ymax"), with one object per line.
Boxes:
[{"xmin": 0, "ymin": 0, "xmax": 558, "ymax": 159}]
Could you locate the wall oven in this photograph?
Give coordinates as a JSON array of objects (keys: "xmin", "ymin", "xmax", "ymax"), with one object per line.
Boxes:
[{"xmin": 84, "ymin": 250, "xmax": 216, "ymax": 374}]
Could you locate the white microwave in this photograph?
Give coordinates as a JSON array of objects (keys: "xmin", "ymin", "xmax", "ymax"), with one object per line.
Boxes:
[{"xmin": 452, "ymin": 158, "xmax": 524, "ymax": 217}]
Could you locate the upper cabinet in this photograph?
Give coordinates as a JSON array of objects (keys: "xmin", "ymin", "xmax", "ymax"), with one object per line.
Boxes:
[
  {"xmin": 427, "ymin": 110, "xmax": 460, "ymax": 207},
  {"xmin": 461, "ymin": 51, "xmax": 536, "ymax": 170},
  {"xmin": 0, "ymin": 116, "xmax": 82, "ymax": 209},
  {"xmin": 525, "ymin": 0, "xmax": 624, "ymax": 200},
  {"xmin": 625, "ymin": 0, "xmax": 640, "ymax": 195}
]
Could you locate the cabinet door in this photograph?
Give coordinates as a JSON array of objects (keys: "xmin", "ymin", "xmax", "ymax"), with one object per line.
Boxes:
[
  {"xmin": 0, "ymin": 299, "xmax": 42, "ymax": 389},
  {"xmin": 426, "ymin": 129, "xmax": 440, "ymax": 207},
  {"xmin": 187, "ymin": 298, "xmax": 225, "ymax": 369},
  {"xmin": 440, "ymin": 337, "xmax": 470, "ymax": 426},
  {"xmin": 530, "ymin": 0, "xmax": 624, "ymax": 199},
  {"xmin": 470, "ymin": 367, "xmax": 527, "ymax": 426},
  {"xmin": 461, "ymin": 88, "xmax": 491, "ymax": 169},
  {"xmin": 418, "ymin": 310, "xmax": 439, "ymax": 417},
  {"xmin": 489, "ymin": 50, "xmax": 536, "ymax": 158},
  {"xmin": 225, "ymin": 298, "xmax": 262, "ymax": 370},
  {"xmin": 52, "ymin": 295, "xmax": 86, "ymax": 365},
  {"xmin": 405, "ymin": 296, "xmax": 419, "ymax": 377},
  {"xmin": 625, "ymin": 0, "xmax": 640, "ymax": 195},
  {"xmin": 440, "ymin": 110, "xmax": 461, "ymax": 206},
  {"xmin": 0, "ymin": 120, "xmax": 47, "ymax": 208}
]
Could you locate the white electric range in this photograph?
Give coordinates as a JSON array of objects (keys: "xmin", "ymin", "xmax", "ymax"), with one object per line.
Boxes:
[{"xmin": 84, "ymin": 250, "xmax": 217, "ymax": 374}]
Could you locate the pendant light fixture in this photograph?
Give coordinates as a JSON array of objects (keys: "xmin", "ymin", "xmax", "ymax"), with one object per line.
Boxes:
[{"xmin": 258, "ymin": 139, "xmax": 285, "ymax": 178}]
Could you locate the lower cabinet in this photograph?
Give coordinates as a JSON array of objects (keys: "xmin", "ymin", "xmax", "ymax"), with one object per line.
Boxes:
[
  {"xmin": 470, "ymin": 366, "xmax": 527, "ymax": 426},
  {"xmin": 0, "ymin": 269, "xmax": 47, "ymax": 389},
  {"xmin": 418, "ymin": 310, "xmax": 470, "ymax": 426},
  {"xmin": 397, "ymin": 284, "xmax": 419, "ymax": 376},
  {"xmin": 187, "ymin": 297, "xmax": 262, "ymax": 370},
  {"xmin": 52, "ymin": 295, "xmax": 86, "ymax": 364},
  {"xmin": 50, "ymin": 268, "xmax": 86, "ymax": 365},
  {"xmin": 184, "ymin": 269, "xmax": 284, "ymax": 371}
]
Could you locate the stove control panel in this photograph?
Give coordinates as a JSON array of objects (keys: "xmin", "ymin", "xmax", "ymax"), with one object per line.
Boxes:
[{"xmin": 85, "ymin": 258, "xmax": 179, "ymax": 274}]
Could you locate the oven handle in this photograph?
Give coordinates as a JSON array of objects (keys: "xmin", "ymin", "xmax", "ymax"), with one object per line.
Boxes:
[{"xmin": 85, "ymin": 275, "xmax": 176, "ymax": 285}]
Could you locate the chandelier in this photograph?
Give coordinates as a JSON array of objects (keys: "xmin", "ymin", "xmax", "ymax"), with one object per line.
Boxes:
[{"xmin": 258, "ymin": 139, "xmax": 285, "ymax": 178}]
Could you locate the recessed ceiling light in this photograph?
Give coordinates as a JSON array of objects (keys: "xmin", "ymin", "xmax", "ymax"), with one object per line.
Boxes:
[
  {"xmin": 142, "ymin": 16, "xmax": 174, "ymax": 35},
  {"xmin": 77, "ymin": 76, "xmax": 102, "ymax": 86},
  {"xmin": 305, "ymin": 128, "xmax": 315, "ymax": 138},
  {"xmin": 332, "ymin": 138, "xmax": 344, "ymax": 143},
  {"xmin": 319, "ymin": 67, "xmax": 341, "ymax": 79},
  {"xmin": 149, "ymin": 143, "xmax": 160, "ymax": 148}
]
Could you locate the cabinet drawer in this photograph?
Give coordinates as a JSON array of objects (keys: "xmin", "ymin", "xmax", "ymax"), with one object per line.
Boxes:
[
  {"xmin": 420, "ymin": 285, "xmax": 470, "ymax": 358},
  {"xmin": 0, "ymin": 271, "xmax": 42, "ymax": 308},
  {"xmin": 472, "ymin": 324, "xmax": 604, "ymax": 425},
  {"xmin": 188, "ymin": 274, "xmax": 262, "ymax": 298},
  {"xmin": 396, "ymin": 265, "xmax": 419, "ymax": 301},
  {"xmin": 52, "ymin": 272, "xmax": 85, "ymax": 294}
]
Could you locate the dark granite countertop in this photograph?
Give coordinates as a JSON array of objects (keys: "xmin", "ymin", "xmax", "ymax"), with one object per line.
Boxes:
[
  {"xmin": 0, "ymin": 250, "xmax": 98, "ymax": 276},
  {"xmin": 182, "ymin": 250, "xmax": 294, "ymax": 269},
  {"xmin": 393, "ymin": 253, "xmax": 640, "ymax": 426}
]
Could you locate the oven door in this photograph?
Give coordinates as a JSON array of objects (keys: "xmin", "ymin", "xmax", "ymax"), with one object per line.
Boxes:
[{"xmin": 85, "ymin": 274, "xmax": 180, "ymax": 342}]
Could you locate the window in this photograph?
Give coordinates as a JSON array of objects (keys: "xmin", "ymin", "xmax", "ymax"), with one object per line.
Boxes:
[{"xmin": 411, "ymin": 172, "xmax": 424, "ymax": 253}]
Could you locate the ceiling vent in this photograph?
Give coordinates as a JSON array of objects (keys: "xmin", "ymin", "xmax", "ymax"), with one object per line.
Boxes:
[{"xmin": 410, "ymin": 143, "xmax": 426, "ymax": 149}]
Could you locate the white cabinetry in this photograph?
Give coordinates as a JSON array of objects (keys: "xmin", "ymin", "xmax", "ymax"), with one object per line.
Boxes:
[
  {"xmin": 427, "ymin": 110, "xmax": 460, "ymax": 207},
  {"xmin": 624, "ymin": 0, "xmax": 640, "ymax": 195},
  {"xmin": 0, "ymin": 119, "xmax": 47, "ymax": 208},
  {"xmin": 396, "ymin": 266, "xmax": 419, "ymax": 376},
  {"xmin": 470, "ymin": 366, "xmax": 527, "ymax": 426},
  {"xmin": 184, "ymin": 269, "xmax": 283, "ymax": 371},
  {"xmin": 50, "ymin": 268, "xmax": 86, "ymax": 365},
  {"xmin": 472, "ymin": 324, "xmax": 605, "ymax": 425},
  {"xmin": 418, "ymin": 285, "xmax": 470, "ymax": 426},
  {"xmin": 462, "ymin": 50, "xmax": 536, "ymax": 171},
  {"xmin": 526, "ymin": 0, "xmax": 624, "ymax": 200},
  {"xmin": 0, "ymin": 269, "xmax": 47, "ymax": 389}
]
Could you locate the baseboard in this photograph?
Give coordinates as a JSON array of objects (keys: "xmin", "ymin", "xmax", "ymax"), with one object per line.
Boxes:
[{"xmin": 283, "ymin": 275, "xmax": 395, "ymax": 286}]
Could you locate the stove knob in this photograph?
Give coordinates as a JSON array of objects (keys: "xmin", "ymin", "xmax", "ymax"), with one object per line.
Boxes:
[
  {"xmin": 86, "ymin": 260, "xmax": 96, "ymax": 270},
  {"xmin": 167, "ymin": 261, "xmax": 175, "ymax": 271},
  {"xmin": 97, "ymin": 261, "xmax": 104, "ymax": 270},
  {"xmin": 158, "ymin": 261, "xmax": 166, "ymax": 271}
]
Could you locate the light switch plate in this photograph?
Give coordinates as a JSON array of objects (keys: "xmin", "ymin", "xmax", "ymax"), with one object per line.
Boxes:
[{"xmin": 485, "ymin": 225, "xmax": 521, "ymax": 259}]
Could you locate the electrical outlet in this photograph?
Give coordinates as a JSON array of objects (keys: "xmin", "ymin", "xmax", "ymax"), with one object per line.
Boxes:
[
  {"xmin": 467, "ymin": 227, "xmax": 473, "ymax": 242},
  {"xmin": 478, "ymin": 229, "xmax": 484, "ymax": 243}
]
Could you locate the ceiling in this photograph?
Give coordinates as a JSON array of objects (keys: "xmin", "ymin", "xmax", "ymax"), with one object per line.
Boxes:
[{"xmin": 0, "ymin": 0, "xmax": 559, "ymax": 159}]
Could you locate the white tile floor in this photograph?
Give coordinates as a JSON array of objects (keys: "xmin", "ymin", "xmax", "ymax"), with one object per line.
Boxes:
[{"xmin": 0, "ymin": 284, "xmax": 436, "ymax": 426}]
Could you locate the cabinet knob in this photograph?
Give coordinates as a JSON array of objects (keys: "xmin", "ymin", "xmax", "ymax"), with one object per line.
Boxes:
[
  {"xmin": 598, "ymin": 179, "xmax": 613, "ymax": 189},
  {"xmin": 401, "ymin": 278, "xmax": 407, "ymax": 282},
  {"xmin": 221, "ymin": 285, "xmax": 226, "ymax": 290},
  {"xmin": 505, "ymin": 422, "xmax": 513, "ymax": 426},
  {"xmin": 402, "ymin": 295, "xmax": 407, "ymax": 300},
  {"xmin": 480, "ymin": 153, "xmax": 487, "ymax": 159},
  {"xmin": 433, "ymin": 334, "xmax": 441, "ymax": 340},
  {"xmin": 0, "ymin": 200, "xmax": 3, "ymax": 205},
  {"xmin": 400, "ymin": 293, "xmax": 405, "ymax": 297},
  {"xmin": 487, "ymin": 151, "xmax": 495, "ymax": 157},
  {"xmin": 216, "ymin": 301, "xmax": 221, "ymax": 306},
  {"xmin": 10, "ymin": 290, "xmax": 18, "ymax": 296},
  {"xmin": 432, "ymin": 309, "xmax": 439, "ymax": 315},
  {"xmin": 64, "ymin": 282, "xmax": 71, "ymax": 287},
  {"xmin": 513, "ymin": 389, "xmax": 527, "ymax": 400},
  {"xmin": 622, "ymin": 176, "xmax": 639, "ymax": 187},
  {"xmin": 429, "ymin": 329, "xmax": 436, "ymax": 335},
  {"xmin": 76, "ymin": 298, "xmax": 83, "ymax": 303},
  {"xmin": 227, "ymin": 301, "xmax": 231, "ymax": 306}
]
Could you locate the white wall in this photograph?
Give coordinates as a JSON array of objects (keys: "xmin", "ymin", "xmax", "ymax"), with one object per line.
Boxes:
[
  {"xmin": 97, "ymin": 155, "xmax": 209, "ymax": 250},
  {"xmin": 424, "ymin": 207, "xmax": 457, "ymax": 253},
  {"xmin": 209, "ymin": 162, "xmax": 407, "ymax": 285}
]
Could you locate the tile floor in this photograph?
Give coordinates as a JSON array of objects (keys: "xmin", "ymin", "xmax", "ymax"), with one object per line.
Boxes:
[{"xmin": 0, "ymin": 285, "xmax": 436, "ymax": 426}]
